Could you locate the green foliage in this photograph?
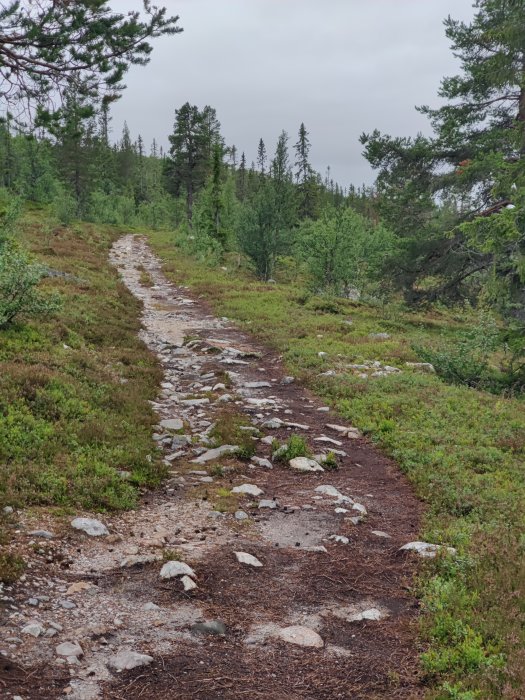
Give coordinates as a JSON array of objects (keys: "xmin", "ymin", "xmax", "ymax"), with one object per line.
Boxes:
[
  {"xmin": 273, "ymin": 434, "xmax": 310, "ymax": 462},
  {"xmin": 414, "ymin": 312, "xmax": 502, "ymax": 391},
  {"xmin": 297, "ymin": 204, "xmax": 397, "ymax": 297}
]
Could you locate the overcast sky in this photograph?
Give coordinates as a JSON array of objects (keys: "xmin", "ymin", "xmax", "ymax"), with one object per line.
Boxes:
[{"xmin": 111, "ymin": 0, "xmax": 476, "ymax": 186}]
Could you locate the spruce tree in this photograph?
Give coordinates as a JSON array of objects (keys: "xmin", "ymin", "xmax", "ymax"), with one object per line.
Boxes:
[{"xmin": 257, "ymin": 138, "xmax": 267, "ymax": 174}]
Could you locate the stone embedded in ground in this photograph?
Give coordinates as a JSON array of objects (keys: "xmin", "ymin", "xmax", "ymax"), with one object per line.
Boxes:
[
  {"xmin": 314, "ymin": 436, "xmax": 343, "ymax": 446},
  {"xmin": 191, "ymin": 620, "xmax": 227, "ymax": 636},
  {"xmin": 235, "ymin": 510, "xmax": 249, "ymax": 520},
  {"xmin": 369, "ymin": 332, "xmax": 390, "ymax": 340},
  {"xmin": 21, "ymin": 623, "xmax": 43, "ymax": 637},
  {"xmin": 335, "ymin": 507, "xmax": 349, "ymax": 514},
  {"xmin": 260, "ymin": 435, "xmax": 274, "ymax": 445},
  {"xmin": 251, "ymin": 456, "xmax": 273, "ymax": 469},
  {"xmin": 56, "ymin": 641, "xmax": 83, "ymax": 658},
  {"xmin": 160, "ymin": 560, "xmax": 196, "ymax": 579},
  {"xmin": 284, "ymin": 421, "xmax": 310, "ymax": 430},
  {"xmin": 234, "ymin": 551, "xmax": 263, "ymax": 567},
  {"xmin": 159, "ymin": 418, "xmax": 184, "ymax": 431},
  {"xmin": 66, "ymin": 581, "xmax": 93, "ymax": 595},
  {"xmin": 371, "ymin": 530, "xmax": 391, "ymax": 538},
  {"xmin": 325, "ymin": 423, "xmax": 362, "ymax": 439},
  {"xmin": 329, "ymin": 535, "xmax": 349, "ymax": 544},
  {"xmin": 28, "ymin": 529, "xmax": 54, "ymax": 539},
  {"xmin": 144, "ymin": 602, "xmax": 160, "ymax": 611},
  {"xmin": 400, "ymin": 541, "xmax": 457, "ymax": 558},
  {"xmin": 231, "ymin": 483, "xmax": 264, "ymax": 497},
  {"xmin": 281, "ymin": 376, "xmax": 295, "ymax": 384},
  {"xmin": 289, "ymin": 457, "xmax": 324, "ymax": 473},
  {"xmin": 261, "ymin": 418, "xmax": 283, "ymax": 429},
  {"xmin": 109, "ymin": 650, "xmax": 154, "ymax": 671},
  {"xmin": 244, "ymin": 381, "xmax": 272, "ymax": 388},
  {"xmin": 191, "ymin": 445, "xmax": 239, "ymax": 463},
  {"xmin": 315, "ymin": 485, "xmax": 343, "ymax": 498},
  {"xmin": 348, "ymin": 608, "xmax": 383, "ymax": 621},
  {"xmin": 258, "ymin": 499, "xmax": 278, "ymax": 509},
  {"xmin": 180, "ymin": 398, "xmax": 210, "ymax": 407},
  {"xmin": 181, "ymin": 575, "xmax": 198, "ymax": 591},
  {"xmin": 277, "ymin": 625, "xmax": 324, "ymax": 648},
  {"xmin": 59, "ymin": 599, "xmax": 77, "ymax": 609},
  {"xmin": 71, "ymin": 517, "xmax": 109, "ymax": 537},
  {"xmin": 352, "ymin": 503, "xmax": 367, "ymax": 515}
]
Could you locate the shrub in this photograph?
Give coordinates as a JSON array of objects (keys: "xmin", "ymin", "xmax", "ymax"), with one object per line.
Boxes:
[{"xmin": 0, "ymin": 242, "xmax": 61, "ymax": 328}]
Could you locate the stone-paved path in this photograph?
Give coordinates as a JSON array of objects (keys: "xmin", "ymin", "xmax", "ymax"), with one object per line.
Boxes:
[{"xmin": 0, "ymin": 236, "xmax": 430, "ymax": 699}]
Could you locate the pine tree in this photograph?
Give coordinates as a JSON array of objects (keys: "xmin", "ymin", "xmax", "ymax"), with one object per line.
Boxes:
[
  {"xmin": 257, "ymin": 138, "xmax": 267, "ymax": 174},
  {"xmin": 294, "ymin": 122, "xmax": 318, "ymax": 219},
  {"xmin": 237, "ymin": 152, "xmax": 247, "ymax": 201},
  {"xmin": 167, "ymin": 103, "xmax": 222, "ymax": 222}
]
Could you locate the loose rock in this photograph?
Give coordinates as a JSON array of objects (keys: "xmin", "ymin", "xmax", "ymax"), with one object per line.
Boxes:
[{"xmin": 71, "ymin": 517, "xmax": 109, "ymax": 537}]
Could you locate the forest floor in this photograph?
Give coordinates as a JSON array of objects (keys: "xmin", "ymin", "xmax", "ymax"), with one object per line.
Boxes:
[{"xmin": 0, "ymin": 234, "xmax": 427, "ymax": 699}]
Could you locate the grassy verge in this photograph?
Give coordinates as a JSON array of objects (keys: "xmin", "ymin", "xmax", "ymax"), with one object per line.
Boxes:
[
  {"xmin": 0, "ymin": 211, "xmax": 163, "ymax": 580},
  {"xmin": 148, "ymin": 229, "xmax": 525, "ymax": 699}
]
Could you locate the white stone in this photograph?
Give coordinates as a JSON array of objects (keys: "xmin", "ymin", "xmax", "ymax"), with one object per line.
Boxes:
[
  {"xmin": 56, "ymin": 641, "xmax": 83, "ymax": 658},
  {"xmin": 231, "ymin": 483, "xmax": 263, "ymax": 497},
  {"xmin": 277, "ymin": 625, "xmax": 324, "ymax": 648},
  {"xmin": 348, "ymin": 608, "xmax": 384, "ymax": 622},
  {"xmin": 109, "ymin": 650, "xmax": 153, "ymax": 671},
  {"xmin": 181, "ymin": 575, "xmax": 198, "ymax": 591},
  {"xmin": 289, "ymin": 457, "xmax": 324, "ymax": 473},
  {"xmin": 314, "ymin": 436, "xmax": 343, "ymax": 446},
  {"xmin": 329, "ymin": 535, "xmax": 349, "ymax": 544},
  {"xmin": 400, "ymin": 541, "xmax": 457, "ymax": 558},
  {"xmin": 159, "ymin": 418, "xmax": 183, "ymax": 431},
  {"xmin": 234, "ymin": 551, "xmax": 263, "ymax": 567},
  {"xmin": 160, "ymin": 561, "xmax": 196, "ymax": 579},
  {"xmin": 371, "ymin": 530, "xmax": 391, "ymax": 538},
  {"xmin": 71, "ymin": 517, "xmax": 108, "ymax": 537},
  {"xmin": 258, "ymin": 499, "xmax": 278, "ymax": 509},
  {"xmin": 261, "ymin": 418, "xmax": 283, "ymax": 429},
  {"xmin": 244, "ymin": 381, "xmax": 272, "ymax": 388},
  {"xmin": 315, "ymin": 485, "xmax": 342, "ymax": 498},
  {"xmin": 352, "ymin": 503, "xmax": 367, "ymax": 515},
  {"xmin": 251, "ymin": 456, "xmax": 273, "ymax": 469},
  {"xmin": 21, "ymin": 623, "xmax": 43, "ymax": 637},
  {"xmin": 191, "ymin": 445, "xmax": 238, "ymax": 463}
]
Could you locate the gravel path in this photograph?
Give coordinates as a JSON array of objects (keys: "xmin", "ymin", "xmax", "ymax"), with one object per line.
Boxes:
[{"xmin": 0, "ymin": 236, "xmax": 427, "ymax": 699}]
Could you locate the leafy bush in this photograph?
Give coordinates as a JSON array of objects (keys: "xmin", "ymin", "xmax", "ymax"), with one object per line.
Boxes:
[
  {"xmin": 413, "ymin": 312, "xmax": 501, "ymax": 391},
  {"xmin": 0, "ymin": 242, "xmax": 61, "ymax": 328}
]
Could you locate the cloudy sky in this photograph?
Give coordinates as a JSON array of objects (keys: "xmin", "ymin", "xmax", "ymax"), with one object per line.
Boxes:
[{"xmin": 111, "ymin": 0, "xmax": 476, "ymax": 186}]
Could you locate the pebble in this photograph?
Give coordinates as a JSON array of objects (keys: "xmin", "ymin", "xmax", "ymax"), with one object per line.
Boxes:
[
  {"xmin": 21, "ymin": 623, "xmax": 43, "ymax": 637},
  {"xmin": 235, "ymin": 510, "xmax": 249, "ymax": 520}
]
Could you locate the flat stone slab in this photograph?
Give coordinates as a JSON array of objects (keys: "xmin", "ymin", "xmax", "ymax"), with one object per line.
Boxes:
[
  {"xmin": 56, "ymin": 641, "xmax": 83, "ymax": 658},
  {"xmin": 234, "ymin": 551, "xmax": 263, "ymax": 567},
  {"xmin": 231, "ymin": 483, "xmax": 264, "ymax": 497},
  {"xmin": 71, "ymin": 517, "xmax": 108, "ymax": 537},
  {"xmin": 109, "ymin": 650, "xmax": 153, "ymax": 671},
  {"xmin": 191, "ymin": 445, "xmax": 238, "ymax": 463},
  {"xmin": 277, "ymin": 626, "xmax": 324, "ymax": 648},
  {"xmin": 159, "ymin": 418, "xmax": 184, "ymax": 431},
  {"xmin": 315, "ymin": 485, "xmax": 343, "ymax": 498},
  {"xmin": 400, "ymin": 541, "xmax": 456, "ymax": 558}
]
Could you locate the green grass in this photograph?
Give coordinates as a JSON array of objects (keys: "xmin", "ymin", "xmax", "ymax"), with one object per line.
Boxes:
[
  {"xmin": 0, "ymin": 211, "xmax": 163, "ymax": 581},
  {"xmin": 148, "ymin": 228, "xmax": 525, "ymax": 699}
]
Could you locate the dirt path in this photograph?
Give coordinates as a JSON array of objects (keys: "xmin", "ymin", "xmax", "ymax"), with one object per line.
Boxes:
[{"xmin": 1, "ymin": 236, "xmax": 426, "ymax": 699}]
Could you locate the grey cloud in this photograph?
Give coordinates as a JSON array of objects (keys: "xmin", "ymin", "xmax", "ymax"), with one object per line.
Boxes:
[{"xmin": 110, "ymin": 0, "xmax": 475, "ymax": 185}]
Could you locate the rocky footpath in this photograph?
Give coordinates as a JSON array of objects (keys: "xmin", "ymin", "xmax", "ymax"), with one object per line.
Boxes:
[{"xmin": 0, "ymin": 236, "xmax": 441, "ymax": 699}]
